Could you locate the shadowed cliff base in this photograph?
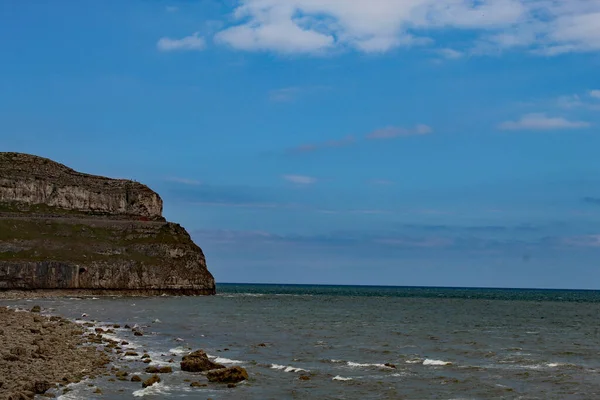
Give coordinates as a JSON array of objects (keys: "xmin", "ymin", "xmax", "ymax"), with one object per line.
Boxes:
[{"xmin": 0, "ymin": 152, "xmax": 215, "ymax": 296}]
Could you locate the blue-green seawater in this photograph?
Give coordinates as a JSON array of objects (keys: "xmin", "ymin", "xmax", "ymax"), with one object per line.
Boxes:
[{"xmin": 3, "ymin": 284, "xmax": 600, "ymax": 399}]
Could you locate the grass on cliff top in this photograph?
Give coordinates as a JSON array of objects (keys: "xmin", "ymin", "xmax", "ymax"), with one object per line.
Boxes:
[
  {"xmin": 0, "ymin": 219, "xmax": 188, "ymax": 263},
  {"xmin": 0, "ymin": 202, "xmax": 96, "ymax": 216}
]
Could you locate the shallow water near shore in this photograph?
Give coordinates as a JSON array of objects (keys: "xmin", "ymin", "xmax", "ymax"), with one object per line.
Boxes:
[{"xmin": 3, "ymin": 284, "xmax": 600, "ymax": 399}]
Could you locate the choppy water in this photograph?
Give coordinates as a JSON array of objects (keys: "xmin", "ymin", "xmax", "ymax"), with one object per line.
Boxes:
[{"xmin": 3, "ymin": 284, "xmax": 600, "ymax": 399}]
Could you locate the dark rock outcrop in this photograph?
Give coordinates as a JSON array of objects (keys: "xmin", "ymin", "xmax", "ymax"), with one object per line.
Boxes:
[
  {"xmin": 0, "ymin": 152, "xmax": 215, "ymax": 295},
  {"xmin": 180, "ymin": 350, "xmax": 224, "ymax": 372},
  {"xmin": 206, "ymin": 366, "xmax": 249, "ymax": 384}
]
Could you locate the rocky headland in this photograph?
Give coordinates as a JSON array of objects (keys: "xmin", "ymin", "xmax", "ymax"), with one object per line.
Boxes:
[{"xmin": 0, "ymin": 152, "xmax": 215, "ymax": 296}]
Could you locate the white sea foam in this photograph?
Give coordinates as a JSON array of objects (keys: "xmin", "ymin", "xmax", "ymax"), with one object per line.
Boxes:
[
  {"xmin": 547, "ymin": 363, "xmax": 561, "ymax": 367},
  {"xmin": 168, "ymin": 346, "xmax": 190, "ymax": 356},
  {"xmin": 132, "ymin": 382, "xmax": 171, "ymax": 397},
  {"xmin": 270, "ymin": 364, "xmax": 307, "ymax": 372},
  {"xmin": 405, "ymin": 359, "xmax": 422, "ymax": 364},
  {"xmin": 332, "ymin": 375, "xmax": 353, "ymax": 381},
  {"xmin": 347, "ymin": 361, "xmax": 393, "ymax": 369},
  {"xmin": 213, "ymin": 356, "xmax": 244, "ymax": 365},
  {"xmin": 423, "ymin": 359, "xmax": 452, "ymax": 366}
]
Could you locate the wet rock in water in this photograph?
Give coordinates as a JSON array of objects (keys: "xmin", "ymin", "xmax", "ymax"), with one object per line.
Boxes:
[
  {"xmin": 141, "ymin": 353, "xmax": 150, "ymax": 359},
  {"xmin": 180, "ymin": 350, "xmax": 225, "ymax": 372},
  {"xmin": 93, "ymin": 388, "xmax": 102, "ymax": 394},
  {"xmin": 33, "ymin": 381, "xmax": 52, "ymax": 394},
  {"xmin": 190, "ymin": 382, "xmax": 207, "ymax": 388},
  {"xmin": 131, "ymin": 375, "xmax": 142, "ymax": 382},
  {"xmin": 124, "ymin": 351, "xmax": 138, "ymax": 357},
  {"xmin": 384, "ymin": 363, "xmax": 396, "ymax": 369},
  {"xmin": 133, "ymin": 330, "xmax": 144, "ymax": 336},
  {"xmin": 124, "ymin": 325, "xmax": 131, "ymax": 330},
  {"xmin": 145, "ymin": 366, "xmax": 172, "ymax": 374},
  {"xmin": 142, "ymin": 375, "xmax": 161, "ymax": 388},
  {"xmin": 143, "ymin": 359, "xmax": 152, "ymax": 364},
  {"xmin": 206, "ymin": 366, "xmax": 249, "ymax": 384},
  {"xmin": 299, "ymin": 375, "xmax": 311, "ymax": 381},
  {"xmin": 31, "ymin": 306, "xmax": 41, "ymax": 313},
  {"xmin": 257, "ymin": 343, "xmax": 266, "ymax": 347},
  {"xmin": 227, "ymin": 383, "xmax": 236, "ymax": 388},
  {"xmin": 115, "ymin": 371, "xmax": 128, "ymax": 380}
]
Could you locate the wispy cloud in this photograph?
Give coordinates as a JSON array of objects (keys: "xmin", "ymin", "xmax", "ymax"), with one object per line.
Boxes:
[
  {"xmin": 366, "ymin": 124, "xmax": 432, "ymax": 140},
  {"xmin": 268, "ymin": 86, "xmax": 330, "ymax": 102},
  {"xmin": 368, "ymin": 179, "xmax": 395, "ymax": 186},
  {"xmin": 499, "ymin": 113, "xmax": 591, "ymax": 130},
  {"xmin": 157, "ymin": 32, "xmax": 206, "ymax": 52},
  {"xmin": 282, "ymin": 174, "xmax": 317, "ymax": 184},
  {"xmin": 583, "ymin": 197, "xmax": 600, "ymax": 205},
  {"xmin": 289, "ymin": 135, "xmax": 356, "ymax": 153},
  {"xmin": 438, "ymin": 48, "xmax": 463, "ymax": 59},
  {"xmin": 556, "ymin": 91, "xmax": 600, "ymax": 110},
  {"xmin": 561, "ymin": 235, "xmax": 600, "ymax": 248},
  {"xmin": 165, "ymin": 177, "xmax": 202, "ymax": 186}
]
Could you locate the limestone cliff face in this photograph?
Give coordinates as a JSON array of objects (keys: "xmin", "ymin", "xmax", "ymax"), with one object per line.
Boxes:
[
  {"xmin": 0, "ymin": 152, "xmax": 215, "ymax": 295},
  {"xmin": 0, "ymin": 152, "xmax": 163, "ymax": 219}
]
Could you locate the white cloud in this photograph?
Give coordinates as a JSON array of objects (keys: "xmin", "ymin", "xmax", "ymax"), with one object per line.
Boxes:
[
  {"xmin": 165, "ymin": 177, "xmax": 202, "ymax": 185},
  {"xmin": 499, "ymin": 113, "xmax": 591, "ymax": 130},
  {"xmin": 209, "ymin": 0, "xmax": 600, "ymax": 55},
  {"xmin": 283, "ymin": 174, "xmax": 317, "ymax": 184},
  {"xmin": 366, "ymin": 124, "xmax": 432, "ymax": 140},
  {"xmin": 157, "ymin": 32, "xmax": 206, "ymax": 52},
  {"xmin": 590, "ymin": 90, "xmax": 600, "ymax": 99},
  {"xmin": 438, "ymin": 48, "xmax": 463, "ymax": 59}
]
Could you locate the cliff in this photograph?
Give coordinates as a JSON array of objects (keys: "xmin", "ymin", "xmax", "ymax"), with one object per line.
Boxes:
[{"xmin": 0, "ymin": 152, "xmax": 215, "ymax": 295}]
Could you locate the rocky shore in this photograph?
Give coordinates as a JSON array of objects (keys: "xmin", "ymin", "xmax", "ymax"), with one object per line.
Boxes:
[
  {"xmin": 0, "ymin": 306, "xmax": 110, "ymax": 399},
  {"xmin": 0, "ymin": 304, "xmax": 250, "ymax": 399}
]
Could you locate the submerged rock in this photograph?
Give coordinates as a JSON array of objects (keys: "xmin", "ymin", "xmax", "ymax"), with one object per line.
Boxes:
[
  {"xmin": 145, "ymin": 366, "xmax": 172, "ymax": 374},
  {"xmin": 206, "ymin": 366, "xmax": 249, "ymax": 384},
  {"xmin": 181, "ymin": 350, "xmax": 225, "ymax": 372}
]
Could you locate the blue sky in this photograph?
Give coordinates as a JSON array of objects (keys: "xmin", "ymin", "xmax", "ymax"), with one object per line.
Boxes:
[{"xmin": 2, "ymin": 0, "xmax": 600, "ymax": 288}]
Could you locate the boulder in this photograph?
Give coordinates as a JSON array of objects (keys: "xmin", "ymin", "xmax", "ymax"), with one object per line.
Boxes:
[
  {"xmin": 142, "ymin": 375, "xmax": 160, "ymax": 388},
  {"xmin": 206, "ymin": 366, "xmax": 249, "ymax": 384},
  {"xmin": 180, "ymin": 350, "xmax": 224, "ymax": 372},
  {"xmin": 145, "ymin": 366, "xmax": 172, "ymax": 374}
]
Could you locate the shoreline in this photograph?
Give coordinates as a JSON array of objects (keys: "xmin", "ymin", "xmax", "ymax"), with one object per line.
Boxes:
[
  {"xmin": 0, "ymin": 305, "xmax": 111, "ymax": 398},
  {"xmin": 0, "ymin": 289, "xmax": 215, "ymax": 300}
]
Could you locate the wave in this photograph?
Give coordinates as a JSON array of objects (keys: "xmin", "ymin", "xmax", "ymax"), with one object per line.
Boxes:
[
  {"xmin": 423, "ymin": 359, "xmax": 452, "ymax": 366},
  {"xmin": 132, "ymin": 382, "xmax": 171, "ymax": 397},
  {"xmin": 271, "ymin": 364, "xmax": 308, "ymax": 373},
  {"xmin": 168, "ymin": 346, "xmax": 191, "ymax": 356},
  {"xmin": 212, "ymin": 356, "xmax": 244, "ymax": 364},
  {"xmin": 329, "ymin": 359, "xmax": 395, "ymax": 369},
  {"xmin": 332, "ymin": 375, "xmax": 353, "ymax": 381},
  {"xmin": 347, "ymin": 361, "xmax": 394, "ymax": 369}
]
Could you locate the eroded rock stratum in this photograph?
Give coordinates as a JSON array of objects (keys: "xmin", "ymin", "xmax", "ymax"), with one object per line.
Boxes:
[{"xmin": 0, "ymin": 152, "xmax": 215, "ymax": 295}]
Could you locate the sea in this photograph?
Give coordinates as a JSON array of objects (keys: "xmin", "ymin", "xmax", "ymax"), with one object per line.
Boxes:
[{"xmin": 3, "ymin": 284, "xmax": 600, "ymax": 399}]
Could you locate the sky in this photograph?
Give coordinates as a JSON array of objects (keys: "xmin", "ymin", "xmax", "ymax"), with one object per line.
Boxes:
[{"xmin": 1, "ymin": 0, "xmax": 600, "ymax": 289}]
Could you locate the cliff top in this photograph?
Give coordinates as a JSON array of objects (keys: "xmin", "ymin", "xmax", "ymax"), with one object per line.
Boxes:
[
  {"xmin": 0, "ymin": 152, "xmax": 163, "ymax": 218},
  {"xmin": 0, "ymin": 152, "xmax": 156, "ymax": 195}
]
